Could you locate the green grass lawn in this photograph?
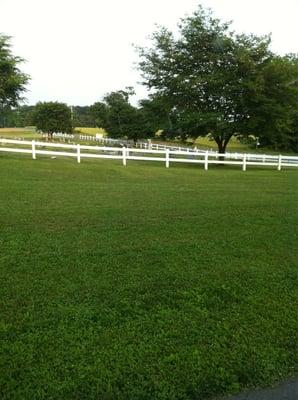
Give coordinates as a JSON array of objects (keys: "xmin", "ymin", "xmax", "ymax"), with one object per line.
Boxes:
[
  {"xmin": 0, "ymin": 155, "xmax": 297, "ymax": 400},
  {"xmin": 156, "ymin": 136, "xmax": 298, "ymax": 156},
  {"xmin": 74, "ymin": 127, "xmax": 106, "ymax": 136},
  {"xmin": 154, "ymin": 135, "xmax": 251, "ymax": 152},
  {"xmin": 0, "ymin": 127, "xmax": 105, "ymax": 140},
  {"xmin": 0, "ymin": 127, "xmax": 39, "ymax": 140},
  {"xmin": 193, "ymin": 136, "xmax": 249, "ymax": 152}
]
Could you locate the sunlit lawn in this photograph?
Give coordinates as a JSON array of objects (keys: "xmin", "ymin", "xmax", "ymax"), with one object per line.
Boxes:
[
  {"xmin": 0, "ymin": 127, "xmax": 39, "ymax": 140},
  {"xmin": 74, "ymin": 127, "xmax": 106, "ymax": 136},
  {"xmin": 0, "ymin": 154, "xmax": 297, "ymax": 399}
]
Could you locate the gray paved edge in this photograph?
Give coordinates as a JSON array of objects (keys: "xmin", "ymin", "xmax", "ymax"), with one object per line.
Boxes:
[{"xmin": 218, "ymin": 378, "xmax": 298, "ymax": 400}]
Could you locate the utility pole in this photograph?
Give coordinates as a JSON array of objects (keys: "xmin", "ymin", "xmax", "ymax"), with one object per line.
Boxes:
[{"xmin": 70, "ymin": 105, "xmax": 74, "ymax": 132}]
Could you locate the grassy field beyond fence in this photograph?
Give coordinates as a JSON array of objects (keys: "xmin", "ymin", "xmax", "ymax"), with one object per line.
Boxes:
[
  {"xmin": 0, "ymin": 128, "xmax": 297, "ymax": 156},
  {"xmin": 0, "ymin": 155, "xmax": 297, "ymax": 399}
]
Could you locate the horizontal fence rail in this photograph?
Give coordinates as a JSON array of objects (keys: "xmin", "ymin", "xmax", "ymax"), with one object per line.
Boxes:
[
  {"xmin": 1, "ymin": 139, "xmax": 298, "ymax": 170},
  {"xmin": 53, "ymin": 132, "xmax": 207, "ymax": 152}
]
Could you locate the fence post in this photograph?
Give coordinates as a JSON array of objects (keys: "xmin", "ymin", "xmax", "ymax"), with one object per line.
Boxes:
[
  {"xmin": 278, "ymin": 155, "xmax": 282, "ymax": 171},
  {"xmin": 166, "ymin": 149, "xmax": 170, "ymax": 168},
  {"xmin": 204, "ymin": 151, "xmax": 208, "ymax": 170},
  {"xmin": 77, "ymin": 143, "xmax": 81, "ymax": 163},
  {"xmin": 122, "ymin": 146, "xmax": 127, "ymax": 166},
  {"xmin": 242, "ymin": 154, "xmax": 247, "ymax": 171},
  {"xmin": 32, "ymin": 140, "xmax": 36, "ymax": 159}
]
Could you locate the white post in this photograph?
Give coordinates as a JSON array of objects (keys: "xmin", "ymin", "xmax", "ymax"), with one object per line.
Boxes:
[
  {"xmin": 204, "ymin": 151, "xmax": 208, "ymax": 170},
  {"xmin": 243, "ymin": 154, "xmax": 247, "ymax": 171},
  {"xmin": 165, "ymin": 149, "xmax": 170, "ymax": 168},
  {"xmin": 263, "ymin": 155, "xmax": 266, "ymax": 163},
  {"xmin": 77, "ymin": 143, "xmax": 81, "ymax": 163},
  {"xmin": 278, "ymin": 154, "xmax": 282, "ymax": 171},
  {"xmin": 122, "ymin": 147, "xmax": 127, "ymax": 166},
  {"xmin": 32, "ymin": 140, "xmax": 36, "ymax": 159}
]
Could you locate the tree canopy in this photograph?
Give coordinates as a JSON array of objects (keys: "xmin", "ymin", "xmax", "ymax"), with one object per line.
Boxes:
[
  {"xmin": 137, "ymin": 6, "xmax": 298, "ymax": 152},
  {"xmin": 244, "ymin": 55, "xmax": 298, "ymax": 150},
  {"xmin": 73, "ymin": 106, "xmax": 96, "ymax": 128},
  {"xmin": 0, "ymin": 34, "xmax": 30, "ymax": 108},
  {"xmin": 0, "ymin": 34, "xmax": 30, "ymax": 127},
  {"xmin": 91, "ymin": 89, "xmax": 153, "ymax": 143},
  {"xmin": 33, "ymin": 102, "xmax": 72, "ymax": 138}
]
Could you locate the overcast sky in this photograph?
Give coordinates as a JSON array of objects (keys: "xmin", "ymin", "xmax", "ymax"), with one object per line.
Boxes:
[{"xmin": 1, "ymin": 0, "xmax": 298, "ymax": 106}]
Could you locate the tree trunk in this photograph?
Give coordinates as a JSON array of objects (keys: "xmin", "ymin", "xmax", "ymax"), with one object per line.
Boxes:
[
  {"xmin": 214, "ymin": 135, "xmax": 233, "ymax": 162},
  {"xmin": 217, "ymin": 141, "xmax": 227, "ymax": 162}
]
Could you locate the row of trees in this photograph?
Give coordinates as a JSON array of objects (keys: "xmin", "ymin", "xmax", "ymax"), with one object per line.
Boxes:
[
  {"xmin": 2, "ymin": 91, "xmax": 168, "ymax": 143},
  {"xmin": 1, "ymin": 6, "xmax": 298, "ymax": 152}
]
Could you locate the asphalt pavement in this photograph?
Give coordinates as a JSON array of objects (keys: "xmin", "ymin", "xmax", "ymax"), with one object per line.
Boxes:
[{"xmin": 219, "ymin": 379, "xmax": 298, "ymax": 400}]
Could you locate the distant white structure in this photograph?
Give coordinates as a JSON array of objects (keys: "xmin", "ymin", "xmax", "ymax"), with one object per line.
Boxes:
[{"xmin": 96, "ymin": 133, "xmax": 104, "ymax": 139}]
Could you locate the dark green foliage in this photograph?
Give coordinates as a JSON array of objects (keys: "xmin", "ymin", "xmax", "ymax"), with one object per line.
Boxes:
[
  {"xmin": 91, "ymin": 89, "xmax": 153, "ymax": 142},
  {"xmin": 138, "ymin": 96, "xmax": 182, "ymax": 141},
  {"xmin": 0, "ymin": 34, "xmax": 30, "ymax": 128},
  {"xmin": 288, "ymin": 112, "xmax": 298, "ymax": 152},
  {"xmin": 0, "ymin": 105, "xmax": 35, "ymax": 128},
  {"xmin": 0, "ymin": 34, "xmax": 30, "ymax": 108},
  {"xmin": 33, "ymin": 101, "xmax": 72, "ymax": 137},
  {"xmin": 137, "ymin": 6, "xmax": 298, "ymax": 153},
  {"xmin": 245, "ymin": 55, "xmax": 298, "ymax": 151},
  {"xmin": 73, "ymin": 106, "xmax": 96, "ymax": 128},
  {"xmin": 0, "ymin": 156, "xmax": 297, "ymax": 399}
]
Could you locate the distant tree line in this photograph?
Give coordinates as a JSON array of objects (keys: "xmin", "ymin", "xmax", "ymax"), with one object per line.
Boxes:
[{"xmin": 1, "ymin": 5, "xmax": 298, "ymax": 152}]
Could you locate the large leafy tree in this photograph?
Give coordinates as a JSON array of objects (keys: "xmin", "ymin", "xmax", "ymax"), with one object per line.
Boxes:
[
  {"xmin": 0, "ymin": 34, "xmax": 30, "ymax": 126},
  {"xmin": 137, "ymin": 6, "xmax": 298, "ymax": 153},
  {"xmin": 33, "ymin": 102, "xmax": 72, "ymax": 138},
  {"xmin": 289, "ymin": 111, "xmax": 298, "ymax": 152},
  {"xmin": 139, "ymin": 95, "xmax": 178, "ymax": 140},
  {"xmin": 73, "ymin": 106, "xmax": 97, "ymax": 128},
  {"xmin": 244, "ymin": 55, "xmax": 298, "ymax": 151},
  {"xmin": 2, "ymin": 104, "xmax": 35, "ymax": 127},
  {"xmin": 91, "ymin": 89, "xmax": 152, "ymax": 143}
]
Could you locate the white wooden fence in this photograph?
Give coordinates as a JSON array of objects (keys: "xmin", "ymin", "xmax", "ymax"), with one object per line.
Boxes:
[
  {"xmin": 78, "ymin": 135, "xmax": 132, "ymax": 145},
  {"xmin": 52, "ymin": 132, "xmax": 75, "ymax": 139},
  {"xmin": 136, "ymin": 141, "xmax": 208, "ymax": 153},
  {"xmin": 55, "ymin": 132, "xmax": 205, "ymax": 151},
  {"xmin": 52, "ymin": 132, "xmax": 209, "ymax": 152},
  {"xmin": 1, "ymin": 139, "xmax": 298, "ymax": 170}
]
